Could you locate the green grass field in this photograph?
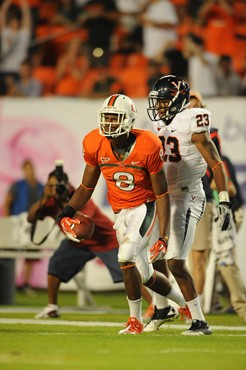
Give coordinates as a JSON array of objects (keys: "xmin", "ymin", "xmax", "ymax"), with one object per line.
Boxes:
[{"xmin": 0, "ymin": 290, "xmax": 245, "ymax": 370}]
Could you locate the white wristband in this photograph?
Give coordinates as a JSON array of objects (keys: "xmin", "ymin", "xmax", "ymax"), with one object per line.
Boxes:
[{"xmin": 218, "ymin": 191, "xmax": 229, "ymax": 203}]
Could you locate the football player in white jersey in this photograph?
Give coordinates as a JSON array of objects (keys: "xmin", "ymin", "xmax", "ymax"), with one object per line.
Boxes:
[{"xmin": 145, "ymin": 75, "xmax": 230, "ymax": 335}]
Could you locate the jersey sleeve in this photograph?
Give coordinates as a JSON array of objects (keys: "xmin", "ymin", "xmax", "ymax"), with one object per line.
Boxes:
[
  {"xmin": 82, "ymin": 132, "xmax": 98, "ymax": 167},
  {"xmin": 189, "ymin": 108, "xmax": 212, "ymax": 135}
]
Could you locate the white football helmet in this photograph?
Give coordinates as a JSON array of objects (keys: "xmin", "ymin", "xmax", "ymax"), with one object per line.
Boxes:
[{"xmin": 98, "ymin": 94, "xmax": 137, "ymax": 138}]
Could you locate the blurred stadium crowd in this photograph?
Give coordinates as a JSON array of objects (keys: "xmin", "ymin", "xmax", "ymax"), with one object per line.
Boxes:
[{"xmin": 0, "ymin": 0, "xmax": 246, "ymax": 98}]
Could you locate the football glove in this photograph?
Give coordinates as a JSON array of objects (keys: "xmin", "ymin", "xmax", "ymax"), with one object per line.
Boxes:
[
  {"xmin": 215, "ymin": 201, "xmax": 231, "ymax": 231},
  {"xmin": 60, "ymin": 217, "xmax": 80, "ymax": 243},
  {"xmin": 150, "ymin": 237, "xmax": 168, "ymax": 263}
]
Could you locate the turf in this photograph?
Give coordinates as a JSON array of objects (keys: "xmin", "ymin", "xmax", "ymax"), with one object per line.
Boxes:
[{"xmin": 0, "ymin": 290, "xmax": 245, "ymax": 370}]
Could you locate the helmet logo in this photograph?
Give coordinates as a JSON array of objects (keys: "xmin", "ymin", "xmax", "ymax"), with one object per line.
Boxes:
[
  {"xmin": 171, "ymin": 80, "xmax": 187, "ymax": 95},
  {"xmin": 171, "ymin": 81, "xmax": 181, "ymax": 90},
  {"xmin": 131, "ymin": 104, "xmax": 136, "ymax": 112}
]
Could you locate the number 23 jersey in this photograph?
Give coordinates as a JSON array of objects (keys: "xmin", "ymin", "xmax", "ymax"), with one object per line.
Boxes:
[
  {"xmin": 155, "ymin": 108, "xmax": 211, "ymax": 194},
  {"xmin": 83, "ymin": 128, "xmax": 164, "ymax": 213}
]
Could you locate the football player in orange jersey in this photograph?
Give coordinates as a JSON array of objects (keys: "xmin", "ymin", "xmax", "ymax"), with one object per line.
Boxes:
[{"xmin": 58, "ymin": 94, "xmax": 189, "ymax": 334}]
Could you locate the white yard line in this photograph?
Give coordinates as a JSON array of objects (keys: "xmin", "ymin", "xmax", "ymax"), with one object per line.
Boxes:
[
  {"xmin": 0, "ymin": 307, "xmax": 127, "ymax": 314},
  {"xmin": 0, "ymin": 318, "xmax": 246, "ymax": 331}
]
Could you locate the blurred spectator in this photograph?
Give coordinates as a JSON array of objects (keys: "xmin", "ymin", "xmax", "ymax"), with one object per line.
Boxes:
[
  {"xmin": 164, "ymin": 46, "xmax": 188, "ymax": 78},
  {"xmin": 3, "ymin": 159, "xmax": 44, "ymax": 295},
  {"xmin": 36, "ymin": 0, "xmax": 58, "ymax": 26},
  {"xmin": 233, "ymin": 1, "xmax": 246, "ymax": 76},
  {"xmin": 242, "ymin": 74, "xmax": 246, "ymax": 96},
  {"xmin": 183, "ymin": 33, "xmax": 218, "ymax": 96},
  {"xmin": 54, "ymin": 37, "xmax": 88, "ymax": 96},
  {"xmin": 0, "ymin": 1, "xmax": 243, "ymax": 99},
  {"xmin": 210, "ymin": 129, "xmax": 244, "ymax": 233},
  {"xmin": 5, "ymin": 58, "xmax": 42, "ymax": 97},
  {"xmin": 10, "ymin": 0, "xmax": 41, "ymax": 37},
  {"xmin": 116, "ymin": 0, "xmax": 146, "ymax": 32},
  {"xmin": 115, "ymin": 0, "xmax": 146, "ymax": 51},
  {"xmin": 215, "ymin": 55, "xmax": 243, "ymax": 96},
  {"xmin": 79, "ymin": 0, "xmax": 118, "ymax": 67},
  {"xmin": 224, "ymin": 157, "xmax": 244, "ymax": 234},
  {"xmin": 86, "ymin": 68, "xmax": 124, "ymax": 99},
  {"xmin": 117, "ymin": 52, "xmax": 149, "ymax": 97},
  {"xmin": 147, "ymin": 60, "xmax": 166, "ymax": 90},
  {"xmin": 139, "ymin": 0, "xmax": 178, "ymax": 60},
  {"xmin": 50, "ymin": 0, "xmax": 80, "ymax": 27},
  {"xmin": 197, "ymin": 0, "xmax": 235, "ymax": 57},
  {"xmin": 75, "ymin": 0, "xmax": 88, "ymax": 5},
  {"xmin": 186, "ymin": 0, "xmax": 204, "ymax": 21},
  {"xmin": 3, "ymin": 158, "xmax": 43, "ymax": 221},
  {"xmin": 0, "ymin": 0, "xmax": 32, "ymax": 95},
  {"xmin": 116, "ymin": 32, "xmax": 141, "ymax": 56},
  {"xmin": 209, "ymin": 129, "xmax": 246, "ymax": 320}
]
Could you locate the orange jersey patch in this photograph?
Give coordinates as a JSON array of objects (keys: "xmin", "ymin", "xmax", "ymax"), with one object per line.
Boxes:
[{"xmin": 83, "ymin": 129, "xmax": 164, "ymax": 212}]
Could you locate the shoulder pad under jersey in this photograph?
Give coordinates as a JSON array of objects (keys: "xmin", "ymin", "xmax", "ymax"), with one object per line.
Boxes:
[
  {"xmin": 135, "ymin": 129, "xmax": 162, "ymax": 155},
  {"xmin": 177, "ymin": 108, "xmax": 212, "ymax": 134}
]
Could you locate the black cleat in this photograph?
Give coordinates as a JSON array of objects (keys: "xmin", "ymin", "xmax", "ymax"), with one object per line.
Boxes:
[
  {"xmin": 144, "ymin": 305, "xmax": 179, "ymax": 332},
  {"xmin": 181, "ymin": 320, "xmax": 212, "ymax": 336}
]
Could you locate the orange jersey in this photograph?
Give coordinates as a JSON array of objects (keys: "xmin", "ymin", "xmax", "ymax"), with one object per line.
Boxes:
[{"xmin": 83, "ymin": 128, "xmax": 164, "ymax": 212}]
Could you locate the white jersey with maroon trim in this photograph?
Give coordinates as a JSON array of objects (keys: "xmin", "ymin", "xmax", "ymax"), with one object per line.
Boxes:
[{"xmin": 155, "ymin": 108, "xmax": 212, "ymax": 194}]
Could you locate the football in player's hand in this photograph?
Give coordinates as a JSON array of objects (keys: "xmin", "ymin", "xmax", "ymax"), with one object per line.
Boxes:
[{"xmin": 72, "ymin": 213, "xmax": 95, "ymax": 240}]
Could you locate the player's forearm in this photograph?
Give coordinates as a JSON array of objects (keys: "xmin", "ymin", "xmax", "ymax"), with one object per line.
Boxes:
[
  {"xmin": 61, "ymin": 164, "xmax": 100, "ymax": 219},
  {"xmin": 67, "ymin": 185, "xmax": 93, "ymax": 214},
  {"xmin": 213, "ymin": 166, "xmax": 229, "ymax": 195},
  {"xmin": 193, "ymin": 134, "xmax": 228, "ymax": 195},
  {"xmin": 156, "ymin": 196, "xmax": 170, "ymax": 239}
]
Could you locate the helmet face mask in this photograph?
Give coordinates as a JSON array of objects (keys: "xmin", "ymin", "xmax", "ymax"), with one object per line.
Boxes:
[
  {"xmin": 148, "ymin": 94, "xmax": 174, "ymax": 122},
  {"xmin": 147, "ymin": 75, "xmax": 190, "ymax": 125},
  {"xmin": 98, "ymin": 94, "xmax": 137, "ymax": 138}
]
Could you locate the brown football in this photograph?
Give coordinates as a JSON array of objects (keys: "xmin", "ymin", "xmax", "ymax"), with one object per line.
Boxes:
[{"xmin": 72, "ymin": 213, "xmax": 95, "ymax": 240}]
